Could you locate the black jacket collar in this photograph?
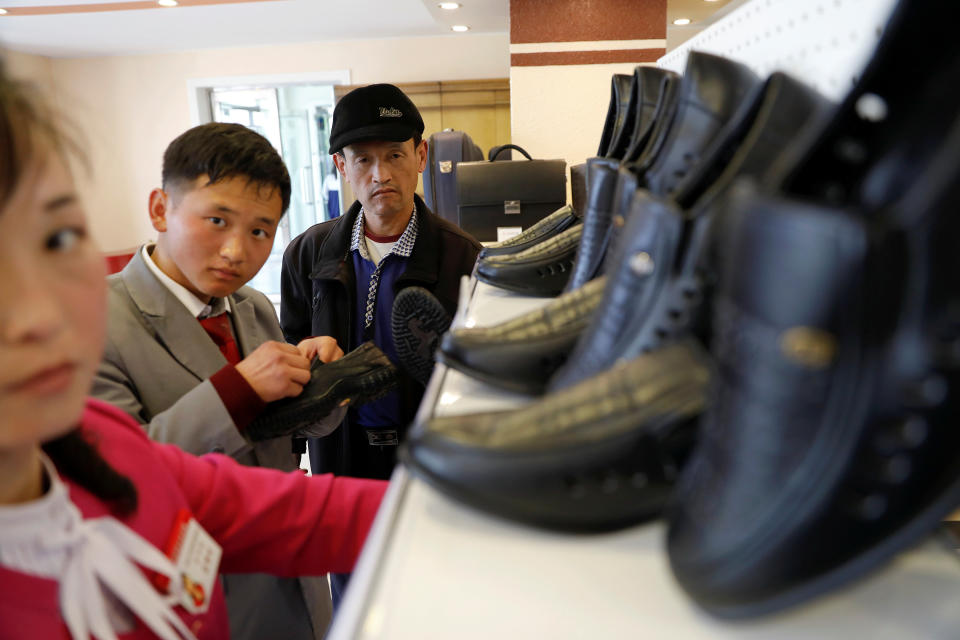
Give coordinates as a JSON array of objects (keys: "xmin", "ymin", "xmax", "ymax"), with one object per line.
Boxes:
[{"xmin": 309, "ymin": 194, "xmax": 440, "ymax": 288}]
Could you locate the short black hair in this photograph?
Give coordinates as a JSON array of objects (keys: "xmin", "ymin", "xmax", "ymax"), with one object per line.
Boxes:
[{"xmin": 162, "ymin": 122, "xmax": 291, "ymax": 214}]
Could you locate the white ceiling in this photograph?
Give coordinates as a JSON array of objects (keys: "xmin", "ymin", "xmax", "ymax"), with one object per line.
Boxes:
[
  {"xmin": 0, "ymin": 0, "xmax": 738, "ymax": 59},
  {"xmin": 0, "ymin": 0, "xmax": 509, "ymax": 57}
]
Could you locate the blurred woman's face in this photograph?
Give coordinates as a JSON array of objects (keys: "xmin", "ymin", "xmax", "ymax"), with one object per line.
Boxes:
[{"xmin": 0, "ymin": 151, "xmax": 106, "ymax": 448}]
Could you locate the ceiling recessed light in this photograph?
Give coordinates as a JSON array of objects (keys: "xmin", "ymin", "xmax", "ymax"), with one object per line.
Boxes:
[
  {"xmin": 451, "ymin": 24, "xmax": 469, "ymax": 32},
  {"xmin": 158, "ymin": 0, "xmax": 178, "ymax": 6},
  {"xmin": 673, "ymin": 17, "xmax": 691, "ymax": 25},
  {"xmin": 0, "ymin": 8, "xmax": 8, "ymax": 14},
  {"xmin": 438, "ymin": 2, "xmax": 461, "ymax": 9}
]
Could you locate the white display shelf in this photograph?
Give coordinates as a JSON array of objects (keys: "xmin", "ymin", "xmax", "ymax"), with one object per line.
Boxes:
[{"xmin": 328, "ymin": 277, "xmax": 960, "ymax": 640}]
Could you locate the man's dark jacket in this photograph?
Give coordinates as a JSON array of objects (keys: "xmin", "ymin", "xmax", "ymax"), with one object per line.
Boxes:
[{"xmin": 280, "ymin": 194, "xmax": 481, "ymax": 477}]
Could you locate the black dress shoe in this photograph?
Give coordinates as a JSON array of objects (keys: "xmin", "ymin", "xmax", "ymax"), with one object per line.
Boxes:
[
  {"xmin": 669, "ymin": 169, "xmax": 960, "ymax": 618},
  {"xmin": 438, "ymin": 276, "xmax": 606, "ymax": 394},
  {"xmin": 392, "ymin": 287, "xmax": 452, "ymax": 386},
  {"xmin": 623, "ymin": 67, "xmax": 678, "ymax": 164},
  {"xmin": 475, "ymin": 224, "xmax": 582, "ymax": 296},
  {"xmin": 604, "ymin": 67, "xmax": 641, "ymax": 160},
  {"xmin": 669, "ymin": 0, "xmax": 960, "ymax": 617},
  {"xmin": 596, "ymin": 73, "xmax": 634, "ymax": 158},
  {"xmin": 402, "ymin": 340, "xmax": 711, "ymax": 532},
  {"xmin": 246, "ymin": 342, "xmax": 399, "ymax": 441},
  {"xmin": 639, "ymin": 51, "xmax": 760, "ymax": 199},
  {"xmin": 551, "ymin": 72, "xmax": 828, "ymax": 392},
  {"xmin": 478, "ymin": 205, "xmax": 580, "ymax": 259},
  {"xmin": 549, "ymin": 191, "xmax": 685, "ymax": 390},
  {"xmin": 562, "ymin": 158, "xmax": 621, "ymax": 292}
]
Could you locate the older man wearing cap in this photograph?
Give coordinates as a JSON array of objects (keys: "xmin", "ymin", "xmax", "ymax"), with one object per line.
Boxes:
[{"xmin": 281, "ymin": 83, "xmax": 480, "ymax": 479}]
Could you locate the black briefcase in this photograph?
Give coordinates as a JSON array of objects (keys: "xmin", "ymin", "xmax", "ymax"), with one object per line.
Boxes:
[{"xmin": 455, "ymin": 144, "xmax": 567, "ymax": 242}]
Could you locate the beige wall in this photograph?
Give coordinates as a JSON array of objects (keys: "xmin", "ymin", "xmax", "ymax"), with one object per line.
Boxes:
[
  {"xmin": 510, "ymin": 62, "xmax": 648, "ymax": 195},
  {"xmin": 5, "ymin": 33, "xmax": 509, "ymax": 251}
]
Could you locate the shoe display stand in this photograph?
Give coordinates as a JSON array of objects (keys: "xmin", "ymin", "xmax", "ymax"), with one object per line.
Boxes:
[
  {"xmin": 329, "ymin": 274, "xmax": 960, "ymax": 639},
  {"xmin": 327, "ymin": 1, "xmax": 960, "ymax": 637}
]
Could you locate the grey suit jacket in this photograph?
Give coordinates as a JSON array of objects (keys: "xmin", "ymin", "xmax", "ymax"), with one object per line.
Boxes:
[{"xmin": 92, "ymin": 248, "xmax": 332, "ymax": 640}]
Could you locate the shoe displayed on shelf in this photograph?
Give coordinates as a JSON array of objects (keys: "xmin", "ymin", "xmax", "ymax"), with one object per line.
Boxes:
[
  {"xmin": 669, "ymin": 166, "xmax": 960, "ymax": 618},
  {"xmin": 392, "ymin": 286, "xmax": 452, "ymax": 387},
  {"xmin": 478, "ymin": 205, "xmax": 581, "ymax": 259},
  {"xmin": 246, "ymin": 342, "xmax": 399, "ymax": 441},
  {"xmin": 551, "ymin": 72, "xmax": 827, "ymax": 391},
  {"xmin": 603, "ymin": 67, "xmax": 641, "ymax": 160},
  {"xmin": 439, "ymin": 276, "xmax": 607, "ymax": 395},
  {"xmin": 561, "ymin": 158, "xmax": 621, "ymax": 292},
  {"xmin": 475, "ymin": 223, "xmax": 583, "ymax": 296},
  {"xmin": 669, "ymin": 0, "xmax": 960, "ymax": 617},
  {"xmin": 402, "ymin": 340, "xmax": 712, "ymax": 532},
  {"xmin": 638, "ymin": 51, "xmax": 760, "ymax": 199},
  {"xmin": 596, "ymin": 73, "xmax": 635, "ymax": 158},
  {"xmin": 622, "ymin": 67, "xmax": 678, "ymax": 163}
]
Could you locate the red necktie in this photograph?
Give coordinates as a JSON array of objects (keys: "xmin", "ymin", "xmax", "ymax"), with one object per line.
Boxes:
[{"xmin": 199, "ymin": 313, "xmax": 241, "ymax": 365}]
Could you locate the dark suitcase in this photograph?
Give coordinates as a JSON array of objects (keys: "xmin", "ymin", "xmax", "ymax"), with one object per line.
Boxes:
[
  {"xmin": 455, "ymin": 144, "xmax": 567, "ymax": 242},
  {"xmin": 423, "ymin": 129, "xmax": 484, "ymax": 225}
]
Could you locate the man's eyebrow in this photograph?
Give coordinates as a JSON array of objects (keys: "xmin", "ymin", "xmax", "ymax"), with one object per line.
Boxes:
[
  {"xmin": 44, "ymin": 194, "xmax": 77, "ymax": 212},
  {"xmin": 257, "ymin": 216, "xmax": 278, "ymax": 226}
]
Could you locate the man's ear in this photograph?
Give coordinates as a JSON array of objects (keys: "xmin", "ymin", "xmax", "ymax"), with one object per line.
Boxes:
[
  {"xmin": 148, "ymin": 188, "xmax": 169, "ymax": 233},
  {"xmin": 332, "ymin": 153, "xmax": 348, "ymax": 184},
  {"xmin": 416, "ymin": 140, "xmax": 428, "ymax": 173}
]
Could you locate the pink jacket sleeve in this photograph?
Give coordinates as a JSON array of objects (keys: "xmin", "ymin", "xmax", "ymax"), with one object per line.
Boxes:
[{"xmin": 155, "ymin": 442, "xmax": 387, "ymax": 576}]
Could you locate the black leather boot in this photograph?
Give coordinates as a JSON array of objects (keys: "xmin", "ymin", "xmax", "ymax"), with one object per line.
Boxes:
[
  {"xmin": 551, "ymin": 72, "xmax": 828, "ymax": 391},
  {"xmin": 478, "ymin": 205, "xmax": 580, "ymax": 259},
  {"xmin": 475, "ymin": 223, "xmax": 582, "ymax": 296},
  {"xmin": 392, "ymin": 286, "xmax": 452, "ymax": 386},
  {"xmin": 246, "ymin": 342, "xmax": 399, "ymax": 441},
  {"xmin": 439, "ymin": 276, "xmax": 606, "ymax": 394},
  {"xmin": 402, "ymin": 340, "xmax": 711, "ymax": 532},
  {"xmin": 596, "ymin": 73, "xmax": 634, "ymax": 158}
]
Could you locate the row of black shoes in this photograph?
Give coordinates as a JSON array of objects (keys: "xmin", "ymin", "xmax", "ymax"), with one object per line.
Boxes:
[{"xmin": 391, "ymin": 0, "xmax": 960, "ymax": 621}]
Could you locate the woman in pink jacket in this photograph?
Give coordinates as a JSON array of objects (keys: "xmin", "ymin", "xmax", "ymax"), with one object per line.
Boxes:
[{"xmin": 0, "ymin": 69, "xmax": 387, "ymax": 639}]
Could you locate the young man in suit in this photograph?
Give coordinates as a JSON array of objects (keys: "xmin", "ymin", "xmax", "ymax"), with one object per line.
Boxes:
[{"xmin": 92, "ymin": 123, "xmax": 341, "ymax": 640}]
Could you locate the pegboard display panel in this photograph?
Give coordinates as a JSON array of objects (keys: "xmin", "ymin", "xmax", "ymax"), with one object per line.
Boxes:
[{"xmin": 659, "ymin": 0, "xmax": 898, "ymax": 101}]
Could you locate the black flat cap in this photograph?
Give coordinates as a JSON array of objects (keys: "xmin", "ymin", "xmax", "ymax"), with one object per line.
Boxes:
[{"xmin": 329, "ymin": 83, "xmax": 425, "ymax": 153}]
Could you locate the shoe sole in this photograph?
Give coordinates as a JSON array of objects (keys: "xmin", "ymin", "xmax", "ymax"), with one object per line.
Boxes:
[{"xmin": 392, "ymin": 287, "xmax": 451, "ymax": 386}]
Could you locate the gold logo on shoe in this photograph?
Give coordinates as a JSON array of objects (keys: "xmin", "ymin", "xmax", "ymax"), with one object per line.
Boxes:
[{"xmin": 780, "ymin": 327, "xmax": 837, "ymax": 369}]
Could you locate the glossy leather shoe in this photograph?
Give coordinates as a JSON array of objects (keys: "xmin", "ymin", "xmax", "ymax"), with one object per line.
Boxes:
[
  {"xmin": 439, "ymin": 276, "xmax": 607, "ymax": 394},
  {"xmin": 623, "ymin": 67, "xmax": 678, "ymax": 163},
  {"xmin": 551, "ymin": 72, "xmax": 828, "ymax": 391},
  {"xmin": 669, "ymin": 0, "xmax": 960, "ymax": 616},
  {"xmin": 596, "ymin": 73, "xmax": 634, "ymax": 158},
  {"xmin": 402, "ymin": 340, "xmax": 711, "ymax": 532},
  {"xmin": 392, "ymin": 287, "xmax": 452, "ymax": 386},
  {"xmin": 639, "ymin": 51, "xmax": 760, "ymax": 199},
  {"xmin": 478, "ymin": 205, "xmax": 581, "ymax": 259},
  {"xmin": 604, "ymin": 67, "xmax": 641, "ymax": 160},
  {"xmin": 562, "ymin": 158, "xmax": 621, "ymax": 292},
  {"xmin": 670, "ymin": 172, "xmax": 960, "ymax": 618},
  {"xmin": 475, "ymin": 223, "xmax": 582, "ymax": 296},
  {"xmin": 246, "ymin": 342, "xmax": 399, "ymax": 441}
]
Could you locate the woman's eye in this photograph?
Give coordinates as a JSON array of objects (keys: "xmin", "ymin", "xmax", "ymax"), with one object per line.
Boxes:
[{"xmin": 46, "ymin": 227, "xmax": 84, "ymax": 251}]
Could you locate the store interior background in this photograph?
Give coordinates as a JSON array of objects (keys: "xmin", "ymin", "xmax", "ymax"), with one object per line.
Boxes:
[{"xmin": 0, "ymin": 0, "xmax": 743, "ymax": 277}]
